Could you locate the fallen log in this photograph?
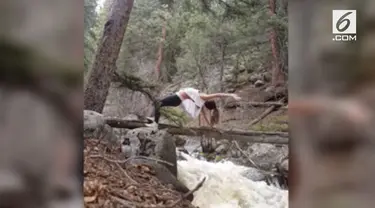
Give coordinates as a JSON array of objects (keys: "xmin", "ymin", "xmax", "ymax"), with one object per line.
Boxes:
[
  {"xmin": 249, "ymin": 98, "xmax": 287, "ymax": 126},
  {"xmin": 225, "ymin": 101, "xmax": 287, "ymax": 109},
  {"xmin": 105, "ymin": 118, "xmax": 289, "ymax": 144}
]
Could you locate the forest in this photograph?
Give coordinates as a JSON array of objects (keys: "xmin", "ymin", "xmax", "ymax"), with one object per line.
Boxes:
[
  {"xmin": 0, "ymin": 0, "xmax": 372, "ymax": 208},
  {"xmin": 84, "ymin": 0, "xmax": 289, "ymax": 207}
]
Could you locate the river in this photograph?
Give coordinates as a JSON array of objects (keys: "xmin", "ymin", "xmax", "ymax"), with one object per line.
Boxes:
[{"xmin": 177, "ymin": 152, "xmax": 288, "ymax": 208}]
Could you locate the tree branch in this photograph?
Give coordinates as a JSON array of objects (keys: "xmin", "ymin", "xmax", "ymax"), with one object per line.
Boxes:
[
  {"xmin": 248, "ymin": 98, "xmax": 286, "ymax": 126},
  {"xmin": 112, "ymin": 71, "xmax": 159, "ymax": 102}
]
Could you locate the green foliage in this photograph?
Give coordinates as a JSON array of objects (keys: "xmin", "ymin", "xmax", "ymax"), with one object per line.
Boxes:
[
  {"xmin": 84, "ymin": 0, "xmax": 288, "ymax": 122},
  {"xmin": 87, "ymin": 0, "xmax": 287, "ymax": 83},
  {"xmin": 112, "ymin": 0, "xmax": 286, "ymax": 81},
  {"xmin": 249, "ymin": 114, "xmax": 288, "ymax": 132},
  {"xmin": 160, "ymin": 107, "xmax": 189, "ymax": 126}
]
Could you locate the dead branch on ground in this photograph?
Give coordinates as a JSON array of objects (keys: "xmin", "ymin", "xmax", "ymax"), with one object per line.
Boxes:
[
  {"xmin": 248, "ymin": 98, "xmax": 286, "ymax": 126},
  {"xmin": 88, "ymin": 154, "xmax": 138, "ymax": 184},
  {"xmin": 89, "ymin": 154, "xmax": 174, "ymax": 167},
  {"xmin": 110, "ymin": 177, "xmax": 206, "ymax": 208}
]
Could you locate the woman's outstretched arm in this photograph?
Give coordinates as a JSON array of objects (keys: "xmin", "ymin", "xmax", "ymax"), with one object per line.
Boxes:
[{"xmin": 199, "ymin": 93, "xmax": 241, "ymax": 101}]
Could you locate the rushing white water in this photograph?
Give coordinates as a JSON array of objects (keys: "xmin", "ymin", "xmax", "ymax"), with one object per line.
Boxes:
[{"xmin": 177, "ymin": 152, "xmax": 288, "ymax": 208}]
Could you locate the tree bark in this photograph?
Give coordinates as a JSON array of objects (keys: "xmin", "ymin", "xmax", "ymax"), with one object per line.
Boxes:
[
  {"xmin": 219, "ymin": 42, "xmax": 227, "ymax": 92},
  {"xmin": 105, "ymin": 118, "xmax": 289, "ymax": 144},
  {"xmin": 268, "ymin": 0, "xmax": 283, "ymax": 86},
  {"xmin": 155, "ymin": 18, "xmax": 167, "ymax": 80},
  {"xmin": 84, "ymin": 0, "xmax": 134, "ymax": 112}
]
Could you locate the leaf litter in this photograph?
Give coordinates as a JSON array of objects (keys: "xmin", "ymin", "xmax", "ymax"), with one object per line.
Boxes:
[{"xmin": 84, "ymin": 139, "xmax": 197, "ymax": 208}]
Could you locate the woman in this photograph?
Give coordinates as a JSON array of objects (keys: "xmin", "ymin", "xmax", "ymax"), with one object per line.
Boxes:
[
  {"xmin": 146, "ymin": 87, "xmax": 241, "ymax": 128},
  {"xmin": 199, "ymin": 100, "xmax": 219, "ymax": 127}
]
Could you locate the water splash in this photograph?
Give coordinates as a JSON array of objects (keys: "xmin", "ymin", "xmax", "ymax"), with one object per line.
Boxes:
[{"xmin": 177, "ymin": 152, "xmax": 288, "ymax": 208}]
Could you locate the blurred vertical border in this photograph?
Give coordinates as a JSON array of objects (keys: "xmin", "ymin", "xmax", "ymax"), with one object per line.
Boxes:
[
  {"xmin": 0, "ymin": 0, "xmax": 83, "ymax": 207},
  {"xmin": 289, "ymin": 0, "xmax": 375, "ymax": 208}
]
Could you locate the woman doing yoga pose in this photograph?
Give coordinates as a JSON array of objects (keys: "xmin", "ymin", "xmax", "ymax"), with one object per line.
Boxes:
[{"xmin": 147, "ymin": 87, "xmax": 241, "ymax": 128}]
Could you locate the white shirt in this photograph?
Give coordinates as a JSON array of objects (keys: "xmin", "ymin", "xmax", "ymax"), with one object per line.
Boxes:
[{"xmin": 176, "ymin": 88, "xmax": 205, "ymax": 118}]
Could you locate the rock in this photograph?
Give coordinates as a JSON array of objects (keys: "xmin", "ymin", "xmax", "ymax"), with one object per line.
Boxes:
[
  {"xmin": 228, "ymin": 149, "xmax": 242, "ymax": 158},
  {"xmin": 121, "ymin": 128, "xmax": 178, "ymax": 177},
  {"xmin": 83, "ymin": 110, "xmax": 120, "ymax": 146},
  {"xmin": 227, "ymin": 88, "xmax": 236, "ymax": 93},
  {"xmin": 246, "ymin": 144, "xmax": 288, "ymax": 170},
  {"xmin": 224, "ymin": 74, "xmax": 234, "ymax": 82},
  {"xmin": 237, "ymin": 74, "xmax": 248, "ymax": 84},
  {"xmin": 176, "ymin": 147, "xmax": 189, "ymax": 161},
  {"xmin": 129, "ymin": 158, "xmax": 193, "ymax": 201},
  {"xmin": 112, "ymin": 127, "xmax": 128, "ymax": 138},
  {"xmin": 123, "ymin": 114, "xmax": 139, "ymax": 120},
  {"xmin": 175, "ymin": 136, "xmax": 186, "ymax": 147},
  {"xmin": 254, "ymin": 80, "xmax": 265, "ymax": 87},
  {"xmin": 240, "ymin": 167, "xmax": 266, "ymax": 181},
  {"xmin": 121, "ymin": 145, "xmax": 132, "ymax": 158},
  {"xmin": 177, "ymin": 147, "xmax": 189, "ymax": 155},
  {"xmin": 279, "ymin": 158, "xmax": 289, "ymax": 174},
  {"xmin": 263, "ymin": 72, "xmax": 272, "ymax": 82},
  {"xmin": 154, "ymin": 131, "xmax": 178, "ymax": 177},
  {"xmin": 214, "ymin": 140, "xmax": 230, "ymax": 155},
  {"xmin": 263, "ymin": 86, "xmax": 287, "ymax": 102},
  {"xmin": 99, "ymin": 124, "xmax": 118, "ymax": 141},
  {"xmin": 84, "ymin": 110, "xmax": 105, "ymax": 130},
  {"xmin": 121, "ymin": 129, "xmax": 193, "ymax": 201},
  {"xmin": 200, "ymin": 137, "xmax": 217, "ymax": 153},
  {"xmin": 215, "ymin": 144, "xmax": 227, "ymax": 154},
  {"xmin": 84, "ymin": 118, "xmax": 119, "ymax": 142},
  {"xmin": 249, "ymin": 74, "xmax": 263, "ymax": 83}
]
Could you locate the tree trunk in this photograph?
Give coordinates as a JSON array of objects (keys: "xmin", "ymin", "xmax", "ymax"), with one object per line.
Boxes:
[
  {"xmin": 155, "ymin": 18, "xmax": 167, "ymax": 80},
  {"xmin": 104, "ymin": 118, "xmax": 289, "ymax": 144},
  {"xmin": 84, "ymin": 0, "xmax": 134, "ymax": 112},
  {"xmin": 268, "ymin": 0, "xmax": 283, "ymax": 86},
  {"xmin": 219, "ymin": 42, "xmax": 227, "ymax": 92}
]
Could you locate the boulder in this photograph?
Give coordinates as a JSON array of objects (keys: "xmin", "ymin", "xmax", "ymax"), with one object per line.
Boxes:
[
  {"xmin": 254, "ymin": 80, "xmax": 265, "ymax": 87},
  {"xmin": 121, "ymin": 128, "xmax": 194, "ymax": 200},
  {"xmin": 226, "ymin": 88, "xmax": 236, "ymax": 93},
  {"xmin": 174, "ymin": 136, "xmax": 186, "ymax": 147},
  {"xmin": 224, "ymin": 74, "xmax": 234, "ymax": 82},
  {"xmin": 83, "ymin": 110, "xmax": 120, "ymax": 148},
  {"xmin": 83, "ymin": 110, "xmax": 105, "ymax": 130},
  {"xmin": 129, "ymin": 158, "xmax": 193, "ymax": 201},
  {"xmin": 246, "ymin": 143, "xmax": 288, "ymax": 170},
  {"xmin": 214, "ymin": 140, "xmax": 231, "ymax": 155},
  {"xmin": 263, "ymin": 71, "xmax": 272, "ymax": 82},
  {"xmin": 121, "ymin": 128, "xmax": 178, "ymax": 177},
  {"xmin": 249, "ymin": 74, "xmax": 263, "ymax": 83}
]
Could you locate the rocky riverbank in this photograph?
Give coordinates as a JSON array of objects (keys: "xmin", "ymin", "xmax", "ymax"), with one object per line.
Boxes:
[{"xmin": 84, "ymin": 139, "xmax": 197, "ymax": 208}]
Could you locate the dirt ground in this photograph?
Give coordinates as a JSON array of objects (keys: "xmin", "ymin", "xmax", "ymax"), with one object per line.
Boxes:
[{"xmin": 84, "ymin": 139, "xmax": 196, "ymax": 208}]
